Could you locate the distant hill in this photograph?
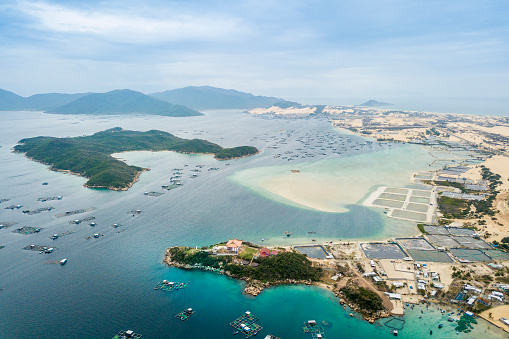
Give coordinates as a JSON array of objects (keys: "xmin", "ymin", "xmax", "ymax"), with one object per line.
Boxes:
[
  {"xmin": 358, "ymin": 100, "xmax": 393, "ymax": 107},
  {"xmin": 150, "ymin": 86, "xmax": 282, "ymax": 110},
  {"xmin": 0, "ymin": 88, "xmax": 26, "ymax": 110},
  {"xmin": 48, "ymin": 89, "xmax": 202, "ymax": 117},
  {"xmin": 272, "ymin": 100, "xmax": 305, "ymax": 109},
  {"xmin": 24, "ymin": 93, "xmax": 90, "ymax": 111}
]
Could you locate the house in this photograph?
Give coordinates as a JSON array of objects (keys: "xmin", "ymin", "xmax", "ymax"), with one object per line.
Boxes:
[
  {"xmin": 226, "ymin": 239, "xmax": 243, "ymax": 253},
  {"xmin": 259, "ymin": 247, "xmax": 271, "ymax": 257},
  {"xmin": 270, "ymin": 250, "xmax": 278, "ymax": 256}
]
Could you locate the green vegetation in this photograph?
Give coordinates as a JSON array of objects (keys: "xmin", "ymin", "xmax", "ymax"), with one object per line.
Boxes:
[
  {"xmin": 214, "ymin": 146, "xmax": 258, "ymax": 159},
  {"xmin": 226, "ymin": 252, "xmax": 323, "ymax": 282},
  {"xmin": 14, "ymin": 127, "xmax": 258, "ymax": 189},
  {"xmin": 168, "ymin": 247, "xmax": 225, "ymax": 269},
  {"xmin": 417, "ymin": 224, "xmax": 429, "ymax": 234},
  {"xmin": 49, "ymin": 89, "xmax": 202, "ymax": 117},
  {"xmin": 168, "ymin": 247, "xmax": 322, "ymax": 283},
  {"xmin": 340, "ymin": 285, "xmax": 384, "ymax": 313},
  {"xmin": 438, "ymin": 196, "xmax": 470, "ymax": 219},
  {"xmin": 150, "ymin": 86, "xmax": 281, "ymax": 110}
]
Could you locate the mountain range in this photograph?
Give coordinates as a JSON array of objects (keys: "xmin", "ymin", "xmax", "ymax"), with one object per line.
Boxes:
[
  {"xmin": 0, "ymin": 86, "xmax": 283, "ymax": 116},
  {"xmin": 150, "ymin": 86, "xmax": 282, "ymax": 110}
]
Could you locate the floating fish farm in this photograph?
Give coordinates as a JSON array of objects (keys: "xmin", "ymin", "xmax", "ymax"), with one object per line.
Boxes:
[
  {"xmin": 69, "ymin": 216, "xmax": 96, "ymax": 224},
  {"xmin": 13, "ymin": 227, "xmax": 42, "ymax": 235},
  {"xmin": 23, "ymin": 207, "xmax": 55, "ymax": 215},
  {"xmin": 54, "ymin": 207, "xmax": 96, "ymax": 218},
  {"xmin": 154, "ymin": 280, "xmax": 188, "ymax": 292},
  {"xmin": 229, "ymin": 311, "xmax": 263, "ymax": 338},
  {"xmin": 175, "ymin": 308, "xmax": 195, "ymax": 321},
  {"xmin": 303, "ymin": 320, "xmax": 326, "ymax": 338},
  {"xmin": 112, "ymin": 330, "xmax": 142, "ymax": 339}
]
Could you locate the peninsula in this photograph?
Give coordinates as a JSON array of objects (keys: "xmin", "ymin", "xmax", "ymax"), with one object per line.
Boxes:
[{"xmin": 14, "ymin": 127, "xmax": 258, "ymax": 190}]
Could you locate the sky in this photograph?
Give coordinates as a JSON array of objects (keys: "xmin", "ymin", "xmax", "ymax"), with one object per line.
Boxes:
[{"xmin": 1, "ymin": 0, "xmax": 508, "ymax": 114}]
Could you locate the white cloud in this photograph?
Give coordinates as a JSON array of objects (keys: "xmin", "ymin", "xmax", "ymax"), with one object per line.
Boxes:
[{"xmin": 17, "ymin": 1, "xmax": 249, "ymax": 44}]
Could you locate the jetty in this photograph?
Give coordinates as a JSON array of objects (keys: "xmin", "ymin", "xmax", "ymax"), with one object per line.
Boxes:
[
  {"xmin": 175, "ymin": 308, "xmax": 195, "ymax": 321},
  {"xmin": 55, "ymin": 207, "xmax": 96, "ymax": 218},
  {"xmin": 229, "ymin": 311, "xmax": 263, "ymax": 338}
]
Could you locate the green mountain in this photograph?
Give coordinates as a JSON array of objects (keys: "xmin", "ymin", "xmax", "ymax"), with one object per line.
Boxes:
[
  {"xmin": 0, "ymin": 88, "xmax": 26, "ymax": 110},
  {"xmin": 14, "ymin": 127, "xmax": 258, "ymax": 190},
  {"xmin": 24, "ymin": 93, "xmax": 90, "ymax": 111},
  {"xmin": 49, "ymin": 89, "xmax": 202, "ymax": 117},
  {"xmin": 150, "ymin": 86, "xmax": 282, "ymax": 110}
]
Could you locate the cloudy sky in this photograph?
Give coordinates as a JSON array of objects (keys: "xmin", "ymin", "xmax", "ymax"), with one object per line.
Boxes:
[{"xmin": 1, "ymin": 0, "xmax": 508, "ymax": 114}]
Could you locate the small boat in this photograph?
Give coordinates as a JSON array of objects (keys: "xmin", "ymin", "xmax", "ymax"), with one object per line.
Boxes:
[
  {"xmin": 233, "ymin": 331, "xmax": 239, "ymax": 335},
  {"xmin": 438, "ymin": 324, "xmax": 443, "ymax": 329},
  {"xmin": 42, "ymin": 182, "xmax": 48, "ymax": 185},
  {"xmin": 393, "ymin": 329, "xmax": 398, "ymax": 336},
  {"xmin": 60, "ymin": 258, "xmax": 67, "ymax": 265}
]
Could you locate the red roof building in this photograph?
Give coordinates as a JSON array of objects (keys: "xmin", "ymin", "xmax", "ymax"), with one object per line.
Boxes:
[{"xmin": 259, "ymin": 247, "xmax": 270, "ymax": 257}]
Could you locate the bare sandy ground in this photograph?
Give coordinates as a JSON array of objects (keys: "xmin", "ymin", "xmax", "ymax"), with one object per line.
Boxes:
[{"xmin": 479, "ymin": 305, "xmax": 509, "ymax": 333}]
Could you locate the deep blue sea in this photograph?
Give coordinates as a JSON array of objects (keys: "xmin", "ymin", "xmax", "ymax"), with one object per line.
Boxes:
[{"xmin": 0, "ymin": 110, "xmax": 505, "ymax": 338}]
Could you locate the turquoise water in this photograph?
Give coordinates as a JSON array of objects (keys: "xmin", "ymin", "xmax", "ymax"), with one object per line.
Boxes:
[{"xmin": 0, "ymin": 110, "xmax": 506, "ymax": 338}]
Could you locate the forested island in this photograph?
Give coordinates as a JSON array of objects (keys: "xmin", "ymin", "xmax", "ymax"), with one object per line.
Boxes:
[
  {"xmin": 165, "ymin": 245, "xmax": 323, "ymax": 296},
  {"xmin": 14, "ymin": 127, "xmax": 258, "ymax": 190}
]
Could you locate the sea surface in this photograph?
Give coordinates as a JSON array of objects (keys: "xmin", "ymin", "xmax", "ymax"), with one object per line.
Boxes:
[{"xmin": 0, "ymin": 110, "xmax": 506, "ymax": 338}]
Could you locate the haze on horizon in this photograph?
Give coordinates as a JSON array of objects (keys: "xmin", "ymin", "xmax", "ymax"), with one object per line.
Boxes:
[{"xmin": 1, "ymin": 0, "xmax": 508, "ymax": 115}]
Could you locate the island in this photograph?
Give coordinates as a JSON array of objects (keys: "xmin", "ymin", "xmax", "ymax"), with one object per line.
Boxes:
[
  {"xmin": 14, "ymin": 127, "xmax": 259, "ymax": 190},
  {"xmin": 164, "ymin": 241, "xmax": 390, "ymax": 322}
]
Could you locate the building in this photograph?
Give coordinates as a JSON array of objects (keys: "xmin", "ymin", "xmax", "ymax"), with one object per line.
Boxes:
[
  {"xmin": 226, "ymin": 239, "xmax": 243, "ymax": 253},
  {"xmin": 259, "ymin": 247, "xmax": 271, "ymax": 257}
]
